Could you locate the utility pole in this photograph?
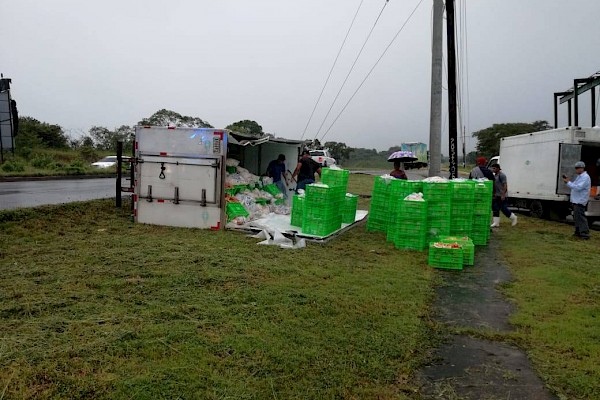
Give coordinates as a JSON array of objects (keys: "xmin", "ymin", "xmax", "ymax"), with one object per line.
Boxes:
[
  {"xmin": 462, "ymin": 126, "xmax": 466, "ymax": 168},
  {"xmin": 446, "ymin": 0, "xmax": 458, "ymax": 179},
  {"xmin": 428, "ymin": 0, "xmax": 443, "ymax": 177}
]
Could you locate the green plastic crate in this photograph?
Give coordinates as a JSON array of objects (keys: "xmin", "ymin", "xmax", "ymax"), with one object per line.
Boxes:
[
  {"xmin": 262, "ymin": 183, "xmax": 282, "ymax": 197},
  {"xmin": 226, "ymin": 202, "xmax": 249, "ymax": 222},
  {"xmin": 342, "ymin": 194, "xmax": 359, "ymax": 224},
  {"xmin": 428, "ymin": 243, "xmax": 464, "ymax": 270},
  {"xmin": 439, "ymin": 236, "xmax": 475, "ymax": 266},
  {"xmin": 291, "ymin": 195, "xmax": 304, "ymax": 227},
  {"xmin": 321, "ymin": 168, "xmax": 350, "ymax": 189}
]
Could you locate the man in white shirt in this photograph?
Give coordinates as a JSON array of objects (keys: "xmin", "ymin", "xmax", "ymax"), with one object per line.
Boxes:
[{"xmin": 563, "ymin": 161, "xmax": 591, "ymax": 240}]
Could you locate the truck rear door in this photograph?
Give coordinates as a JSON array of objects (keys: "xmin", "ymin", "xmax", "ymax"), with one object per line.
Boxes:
[{"xmin": 557, "ymin": 143, "xmax": 582, "ymax": 195}]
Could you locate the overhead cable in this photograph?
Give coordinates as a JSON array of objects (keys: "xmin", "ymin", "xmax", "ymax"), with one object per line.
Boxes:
[
  {"xmin": 300, "ymin": 0, "xmax": 365, "ymax": 140},
  {"xmin": 320, "ymin": 0, "xmax": 426, "ymax": 142},
  {"xmin": 313, "ymin": 0, "xmax": 391, "ymax": 141}
]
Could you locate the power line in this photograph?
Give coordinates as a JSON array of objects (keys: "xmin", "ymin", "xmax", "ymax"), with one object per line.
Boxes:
[
  {"xmin": 313, "ymin": 0, "xmax": 391, "ymax": 141},
  {"xmin": 320, "ymin": 0, "xmax": 426, "ymax": 142},
  {"xmin": 300, "ymin": 0, "xmax": 365, "ymax": 140}
]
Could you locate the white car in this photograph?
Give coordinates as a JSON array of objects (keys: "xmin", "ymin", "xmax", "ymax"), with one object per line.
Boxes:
[
  {"xmin": 92, "ymin": 156, "xmax": 118, "ymax": 168},
  {"xmin": 309, "ymin": 150, "xmax": 336, "ymax": 167}
]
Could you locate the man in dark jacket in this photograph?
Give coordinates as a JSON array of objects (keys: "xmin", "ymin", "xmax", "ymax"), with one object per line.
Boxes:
[{"xmin": 292, "ymin": 150, "xmax": 322, "ymax": 192}]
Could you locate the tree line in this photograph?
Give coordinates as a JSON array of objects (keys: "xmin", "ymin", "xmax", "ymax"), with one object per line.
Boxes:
[{"xmin": 11, "ymin": 108, "xmax": 551, "ymax": 166}]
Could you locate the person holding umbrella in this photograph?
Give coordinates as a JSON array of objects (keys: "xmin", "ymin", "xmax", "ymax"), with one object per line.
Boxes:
[
  {"xmin": 390, "ymin": 160, "xmax": 408, "ymax": 180},
  {"xmin": 388, "ymin": 151, "xmax": 416, "ymax": 180}
]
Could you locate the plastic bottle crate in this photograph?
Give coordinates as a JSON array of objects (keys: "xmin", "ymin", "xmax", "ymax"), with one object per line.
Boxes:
[
  {"xmin": 395, "ymin": 231, "xmax": 428, "ymax": 251},
  {"xmin": 423, "ymin": 182, "xmax": 451, "ymax": 200},
  {"xmin": 226, "ymin": 202, "xmax": 249, "ymax": 221},
  {"xmin": 399, "ymin": 200, "xmax": 428, "ymax": 219},
  {"xmin": 305, "ymin": 184, "xmax": 345, "ymax": 203},
  {"xmin": 302, "ymin": 218, "xmax": 340, "ymax": 236},
  {"xmin": 321, "ymin": 168, "xmax": 349, "ymax": 189},
  {"xmin": 262, "ymin": 183, "xmax": 282, "ymax": 197},
  {"xmin": 428, "ymin": 243, "xmax": 464, "ymax": 270},
  {"xmin": 342, "ymin": 194, "xmax": 359, "ymax": 224},
  {"xmin": 439, "ymin": 236, "xmax": 475, "ymax": 266}
]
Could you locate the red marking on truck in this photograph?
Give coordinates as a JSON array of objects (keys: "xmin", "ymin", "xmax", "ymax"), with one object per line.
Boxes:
[
  {"xmin": 157, "ymin": 199, "xmax": 165, "ymax": 203},
  {"xmin": 210, "ymin": 222, "xmax": 221, "ymax": 230},
  {"xmin": 214, "ymin": 131, "xmax": 224, "ymax": 140},
  {"xmin": 167, "ymin": 126, "xmax": 176, "ymax": 130},
  {"xmin": 143, "ymin": 126, "xmax": 151, "ymax": 129},
  {"xmin": 159, "ymin": 152, "xmax": 167, "ymax": 156},
  {"xmin": 133, "ymin": 194, "xmax": 138, "ymax": 202}
]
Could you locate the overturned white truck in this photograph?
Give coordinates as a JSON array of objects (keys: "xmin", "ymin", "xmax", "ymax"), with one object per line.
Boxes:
[{"xmin": 499, "ymin": 126, "xmax": 600, "ymax": 222}]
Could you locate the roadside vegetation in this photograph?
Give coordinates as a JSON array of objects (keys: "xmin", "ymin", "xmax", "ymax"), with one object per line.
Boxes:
[{"xmin": 1, "ymin": 173, "xmax": 599, "ymax": 399}]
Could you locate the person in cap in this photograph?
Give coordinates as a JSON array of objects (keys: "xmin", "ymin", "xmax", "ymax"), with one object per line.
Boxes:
[
  {"xmin": 292, "ymin": 150, "xmax": 322, "ymax": 192},
  {"xmin": 469, "ymin": 157, "xmax": 495, "ymax": 181},
  {"xmin": 267, "ymin": 154, "xmax": 289, "ymax": 199},
  {"xmin": 562, "ymin": 161, "xmax": 591, "ymax": 239},
  {"xmin": 490, "ymin": 163, "xmax": 518, "ymax": 227}
]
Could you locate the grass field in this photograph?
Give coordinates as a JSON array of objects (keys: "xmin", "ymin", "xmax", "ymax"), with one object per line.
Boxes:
[{"xmin": 1, "ymin": 173, "xmax": 599, "ymax": 399}]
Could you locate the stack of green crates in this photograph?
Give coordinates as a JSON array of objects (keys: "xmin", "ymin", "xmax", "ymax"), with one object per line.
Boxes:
[
  {"xmin": 439, "ymin": 235, "xmax": 475, "ymax": 266},
  {"xmin": 290, "ymin": 194, "xmax": 305, "ymax": 227},
  {"xmin": 302, "ymin": 184, "xmax": 345, "ymax": 236},
  {"xmin": 472, "ymin": 180, "xmax": 493, "ymax": 245},
  {"xmin": 367, "ymin": 176, "xmax": 394, "ymax": 232},
  {"xmin": 342, "ymin": 194, "xmax": 359, "ymax": 224},
  {"xmin": 321, "ymin": 168, "xmax": 349, "ymax": 189},
  {"xmin": 320, "ymin": 168, "xmax": 349, "ymax": 227},
  {"xmin": 422, "ymin": 181, "xmax": 452, "ymax": 240},
  {"xmin": 395, "ymin": 199, "xmax": 428, "ymax": 251},
  {"xmin": 428, "ymin": 242, "xmax": 464, "ymax": 270},
  {"xmin": 387, "ymin": 180, "xmax": 424, "ymax": 242},
  {"xmin": 450, "ymin": 180, "xmax": 475, "ymax": 237}
]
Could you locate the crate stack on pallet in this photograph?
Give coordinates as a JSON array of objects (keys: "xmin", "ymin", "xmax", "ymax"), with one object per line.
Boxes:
[
  {"xmin": 367, "ymin": 176, "xmax": 394, "ymax": 232},
  {"xmin": 422, "ymin": 180, "xmax": 452, "ymax": 241},
  {"xmin": 395, "ymin": 198, "xmax": 429, "ymax": 250},
  {"xmin": 300, "ymin": 168, "xmax": 348, "ymax": 236},
  {"xmin": 471, "ymin": 180, "xmax": 494, "ymax": 245},
  {"xmin": 449, "ymin": 180, "xmax": 475, "ymax": 237},
  {"xmin": 386, "ymin": 180, "xmax": 424, "ymax": 242}
]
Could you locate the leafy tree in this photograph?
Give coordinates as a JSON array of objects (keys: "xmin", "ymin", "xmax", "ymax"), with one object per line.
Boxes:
[
  {"xmin": 225, "ymin": 120, "xmax": 263, "ymax": 136},
  {"xmin": 17, "ymin": 116, "xmax": 68, "ymax": 149},
  {"xmin": 138, "ymin": 109, "xmax": 213, "ymax": 128},
  {"xmin": 89, "ymin": 125, "xmax": 134, "ymax": 152},
  {"xmin": 472, "ymin": 120, "xmax": 551, "ymax": 157},
  {"xmin": 465, "ymin": 151, "xmax": 478, "ymax": 165},
  {"xmin": 324, "ymin": 141, "xmax": 353, "ymax": 163}
]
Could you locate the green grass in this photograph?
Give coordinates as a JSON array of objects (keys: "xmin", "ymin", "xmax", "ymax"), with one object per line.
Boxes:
[
  {"xmin": 2, "ymin": 174, "xmax": 600, "ymax": 399},
  {"xmin": 494, "ymin": 217, "xmax": 600, "ymax": 399},
  {"xmin": 0, "ymin": 196, "xmax": 437, "ymax": 399}
]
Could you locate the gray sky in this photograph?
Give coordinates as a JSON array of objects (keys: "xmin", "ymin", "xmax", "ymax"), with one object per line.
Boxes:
[{"xmin": 2, "ymin": 0, "xmax": 599, "ymax": 153}]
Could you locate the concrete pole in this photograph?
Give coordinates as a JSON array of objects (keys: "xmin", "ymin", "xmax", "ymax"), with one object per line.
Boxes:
[{"xmin": 428, "ymin": 0, "xmax": 443, "ymax": 177}]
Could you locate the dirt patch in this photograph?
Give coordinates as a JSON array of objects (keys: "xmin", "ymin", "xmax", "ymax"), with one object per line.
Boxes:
[{"xmin": 419, "ymin": 237, "xmax": 558, "ymax": 399}]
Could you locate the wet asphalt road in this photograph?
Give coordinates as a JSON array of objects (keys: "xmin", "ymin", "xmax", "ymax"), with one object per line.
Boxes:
[{"xmin": 0, "ymin": 178, "xmax": 128, "ymax": 211}]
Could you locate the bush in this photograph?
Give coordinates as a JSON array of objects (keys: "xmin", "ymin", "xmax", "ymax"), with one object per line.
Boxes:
[
  {"xmin": 79, "ymin": 146, "xmax": 98, "ymax": 163},
  {"xmin": 30, "ymin": 153, "xmax": 56, "ymax": 169},
  {"xmin": 1, "ymin": 160, "xmax": 26, "ymax": 172},
  {"xmin": 65, "ymin": 159, "xmax": 86, "ymax": 175}
]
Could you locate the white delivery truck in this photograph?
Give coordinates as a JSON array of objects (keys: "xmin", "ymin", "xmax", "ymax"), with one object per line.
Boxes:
[
  {"xmin": 499, "ymin": 126, "xmax": 600, "ymax": 221},
  {"xmin": 133, "ymin": 126, "xmax": 227, "ymax": 229}
]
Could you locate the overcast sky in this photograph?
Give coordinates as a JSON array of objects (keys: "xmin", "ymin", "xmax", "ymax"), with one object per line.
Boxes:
[{"xmin": 2, "ymin": 0, "xmax": 599, "ymax": 153}]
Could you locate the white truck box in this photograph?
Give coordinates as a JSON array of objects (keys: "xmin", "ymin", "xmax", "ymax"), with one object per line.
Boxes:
[
  {"xmin": 499, "ymin": 127, "xmax": 600, "ymax": 220},
  {"xmin": 134, "ymin": 126, "xmax": 227, "ymax": 229}
]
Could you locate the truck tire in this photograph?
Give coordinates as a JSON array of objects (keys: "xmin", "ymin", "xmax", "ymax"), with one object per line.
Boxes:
[{"xmin": 529, "ymin": 200, "xmax": 548, "ymax": 219}]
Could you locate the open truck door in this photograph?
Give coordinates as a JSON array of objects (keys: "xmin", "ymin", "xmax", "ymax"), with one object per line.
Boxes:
[{"xmin": 556, "ymin": 143, "xmax": 582, "ymax": 195}]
